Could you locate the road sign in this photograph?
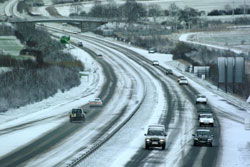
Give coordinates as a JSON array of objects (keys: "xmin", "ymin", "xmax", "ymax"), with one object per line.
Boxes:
[
  {"xmin": 227, "ymin": 57, "xmax": 234, "ymax": 83},
  {"xmin": 60, "ymin": 36, "xmax": 70, "ymax": 44},
  {"xmin": 235, "ymin": 57, "xmax": 244, "ymax": 83},
  {"xmin": 217, "ymin": 56, "xmax": 245, "ymax": 93}
]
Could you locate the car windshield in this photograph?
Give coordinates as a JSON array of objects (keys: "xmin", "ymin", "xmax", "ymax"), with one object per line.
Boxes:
[
  {"xmin": 147, "ymin": 130, "xmax": 164, "ymax": 136},
  {"xmin": 197, "ymin": 130, "xmax": 210, "ymax": 136},
  {"xmin": 72, "ymin": 109, "xmax": 81, "ymax": 114},
  {"xmin": 198, "ymin": 108, "xmax": 211, "ymax": 112},
  {"xmin": 200, "ymin": 114, "xmax": 212, "ymax": 118}
]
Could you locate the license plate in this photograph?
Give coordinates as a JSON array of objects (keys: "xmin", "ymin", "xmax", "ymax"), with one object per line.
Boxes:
[{"xmin": 152, "ymin": 142, "xmax": 158, "ymax": 145}]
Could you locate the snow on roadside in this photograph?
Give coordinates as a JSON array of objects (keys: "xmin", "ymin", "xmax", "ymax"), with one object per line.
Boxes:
[
  {"xmin": 0, "ymin": 47, "xmax": 104, "ymax": 158},
  {"xmin": 0, "ymin": 120, "xmax": 63, "ymax": 157},
  {"xmin": 218, "ymin": 117, "xmax": 250, "ymax": 167}
]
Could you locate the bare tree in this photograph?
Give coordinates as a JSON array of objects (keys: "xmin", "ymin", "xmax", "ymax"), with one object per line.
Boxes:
[
  {"xmin": 70, "ymin": 2, "xmax": 82, "ymax": 15},
  {"xmin": 168, "ymin": 3, "xmax": 180, "ymax": 30}
]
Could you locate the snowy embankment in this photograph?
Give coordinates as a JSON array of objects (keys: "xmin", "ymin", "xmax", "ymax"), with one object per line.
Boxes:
[
  {"xmin": 0, "ymin": 47, "xmax": 104, "ymax": 158},
  {"xmin": 83, "ymin": 33, "xmax": 250, "ymax": 167}
]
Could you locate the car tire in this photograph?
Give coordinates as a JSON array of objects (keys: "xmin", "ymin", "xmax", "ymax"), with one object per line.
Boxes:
[
  {"xmin": 145, "ymin": 144, "xmax": 149, "ymax": 150},
  {"xmin": 193, "ymin": 142, "xmax": 197, "ymax": 146},
  {"xmin": 209, "ymin": 143, "xmax": 213, "ymax": 147},
  {"xmin": 211, "ymin": 123, "xmax": 214, "ymax": 127},
  {"xmin": 199, "ymin": 123, "xmax": 202, "ymax": 127},
  {"xmin": 162, "ymin": 144, "xmax": 166, "ymax": 150}
]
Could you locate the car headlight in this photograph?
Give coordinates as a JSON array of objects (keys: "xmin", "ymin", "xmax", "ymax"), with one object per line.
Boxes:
[
  {"xmin": 208, "ymin": 138, "xmax": 212, "ymax": 141},
  {"xmin": 146, "ymin": 139, "xmax": 150, "ymax": 142},
  {"xmin": 194, "ymin": 137, "xmax": 198, "ymax": 140},
  {"xmin": 160, "ymin": 139, "xmax": 165, "ymax": 143}
]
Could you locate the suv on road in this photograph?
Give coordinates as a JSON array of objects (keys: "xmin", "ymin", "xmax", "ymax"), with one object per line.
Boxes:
[
  {"xmin": 69, "ymin": 108, "xmax": 86, "ymax": 122},
  {"xmin": 193, "ymin": 129, "xmax": 213, "ymax": 147},
  {"xmin": 144, "ymin": 125, "xmax": 167, "ymax": 150}
]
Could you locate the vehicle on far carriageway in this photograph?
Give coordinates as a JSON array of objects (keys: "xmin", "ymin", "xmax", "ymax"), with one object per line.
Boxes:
[
  {"xmin": 152, "ymin": 60, "xmax": 159, "ymax": 66},
  {"xmin": 144, "ymin": 125, "xmax": 167, "ymax": 150},
  {"xmin": 77, "ymin": 42, "xmax": 83, "ymax": 47},
  {"xmin": 148, "ymin": 48, "xmax": 157, "ymax": 53},
  {"xmin": 69, "ymin": 108, "xmax": 86, "ymax": 122},
  {"xmin": 97, "ymin": 54, "xmax": 103, "ymax": 57},
  {"xmin": 179, "ymin": 78, "xmax": 188, "ymax": 85},
  {"xmin": 165, "ymin": 69, "xmax": 173, "ymax": 75},
  {"xmin": 89, "ymin": 98, "xmax": 103, "ymax": 107},
  {"xmin": 177, "ymin": 76, "xmax": 185, "ymax": 83},
  {"xmin": 193, "ymin": 129, "xmax": 213, "ymax": 147},
  {"xmin": 196, "ymin": 94, "xmax": 207, "ymax": 104}
]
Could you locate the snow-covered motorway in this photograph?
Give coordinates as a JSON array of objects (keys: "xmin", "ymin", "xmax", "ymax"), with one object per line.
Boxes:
[{"xmin": 2, "ymin": 0, "xmax": 250, "ymax": 166}]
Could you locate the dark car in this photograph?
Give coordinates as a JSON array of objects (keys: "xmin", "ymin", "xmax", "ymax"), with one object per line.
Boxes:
[
  {"xmin": 69, "ymin": 108, "xmax": 86, "ymax": 122},
  {"xmin": 192, "ymin": 129, "xmax": 213, "ymax": 147},
  {"xmin": 97, "ymin": 54, "xmax": 103, "ymax": 57},
  {"xmin": 165, "ymin": 69, "xmax": 173, "ymax": 75},
  {"xmin": 77, "ymin": 42, "xmax": 83, "ymax": 47},
  {"xmin": 144, "ymin": 125, "xmax": 167, "ymax": 150}
]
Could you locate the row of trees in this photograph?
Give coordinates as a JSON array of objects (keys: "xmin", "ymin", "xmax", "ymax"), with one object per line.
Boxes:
[
  {"xmin": 208, "ymin": 5, "xmax": 250, "ymax": 16},
  {"xmin": 70, "ymin": 0, "xmax": 146, "ymax": 22},
  {"xmin": 70, "ymin": 1, "xmax": 202, "ymax": 29}
]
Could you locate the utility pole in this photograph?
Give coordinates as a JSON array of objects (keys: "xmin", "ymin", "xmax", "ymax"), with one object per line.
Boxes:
[
  {"xmin": 244, "ymin": 0, "xmax": 246, "ymax": 16},
  {"xmin": 232, "ymin": 0, "xmax": 235, "ymax": 24}
]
